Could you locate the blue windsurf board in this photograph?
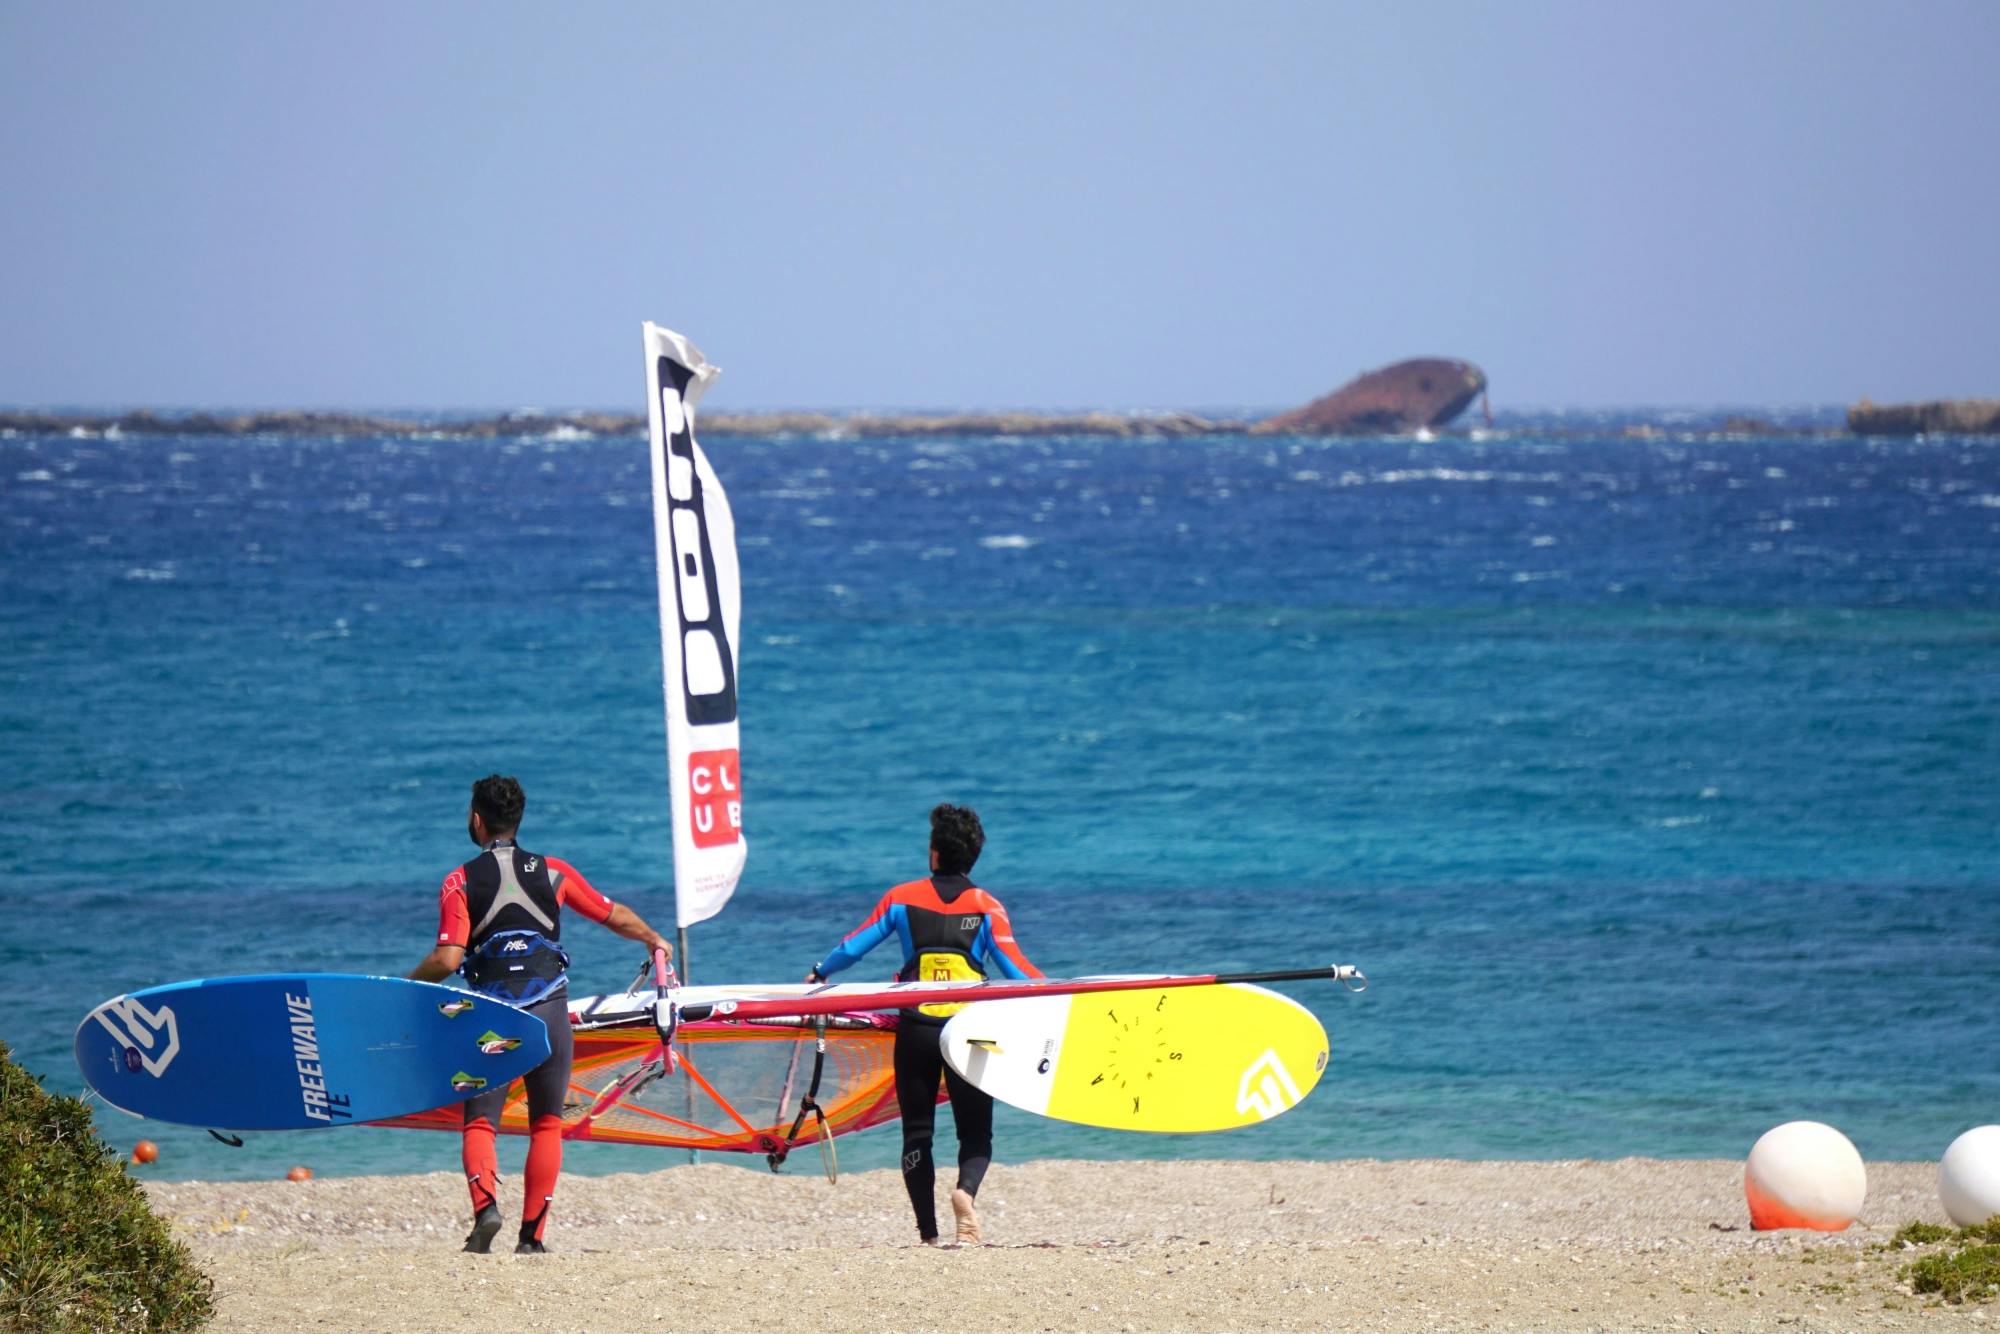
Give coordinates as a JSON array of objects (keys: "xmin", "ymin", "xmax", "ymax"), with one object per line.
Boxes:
[{"xmin": 74, "ymin": 973, "xmax": 550, "ymax": 1131}]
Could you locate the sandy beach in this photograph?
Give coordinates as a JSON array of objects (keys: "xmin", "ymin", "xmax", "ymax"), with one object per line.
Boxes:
[{"xmin": 143, "ymin": 1159, "xmax": 1991, "ymax": 1332}]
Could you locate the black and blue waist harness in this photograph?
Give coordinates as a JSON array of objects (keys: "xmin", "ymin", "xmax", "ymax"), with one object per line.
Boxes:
[{"xmin": 461, "ymin": 929, "xmax": 571, "ymax": 1006}]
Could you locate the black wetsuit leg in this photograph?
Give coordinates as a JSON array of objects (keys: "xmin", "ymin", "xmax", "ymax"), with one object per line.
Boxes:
[
  {"xmin": 943, "ymin": 1060, "xmax": 994, "ymax": 1196},
  {"xmin": 893, "ymin": 1018, "xmax": 946, "ymax": 1240},
  {"xmin": 461, "ymin": 990, "xmax": 576, "ymax": 1126},
  {"xmin": 518, "ymin": 991, "xmax": 574, "ymax": 1121}
]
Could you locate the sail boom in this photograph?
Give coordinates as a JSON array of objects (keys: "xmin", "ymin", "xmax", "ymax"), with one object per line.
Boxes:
[{"xmin": 640, "ymin": 967, "xmax": 1367, "ymax": 1025}]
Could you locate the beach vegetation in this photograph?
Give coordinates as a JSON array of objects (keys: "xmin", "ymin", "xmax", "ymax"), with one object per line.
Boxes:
[
  {"xmin": 0, "ymin": 1040, "xmax": 215, "ymax": 1332},
  {"xmin": 1890, "ymin": 1221, "xmax": 1954, "ymax": 1248},
  {"xmin": 1890, "ymin": 1217, "xmax": 2000, "ymax": 1306},
  {"xmin": 1903, "ymin": 1243, "xmax": 2000, "ymax": 1305}
]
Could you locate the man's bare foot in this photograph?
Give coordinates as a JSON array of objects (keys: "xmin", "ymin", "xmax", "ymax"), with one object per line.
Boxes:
[{"xmin": 951, "ymin": 1187, "xmax": 981, "ymax": 1246}]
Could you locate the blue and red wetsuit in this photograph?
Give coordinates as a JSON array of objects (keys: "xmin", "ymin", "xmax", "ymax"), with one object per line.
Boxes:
[
  {"xmin": 814, "ymin": 873, "xmax": 1039, "ymax": 986},
  {"xmin": 813, "ymin": 873, "xmax": 1041, "ymax": 1241}
]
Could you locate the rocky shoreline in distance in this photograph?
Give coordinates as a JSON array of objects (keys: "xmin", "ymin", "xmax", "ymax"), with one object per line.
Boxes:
[
  {"xmin": 4, "ymin": 397, "xmax": 1997, "ymax": 441},
  {"xmin": 1847, "ymin": 397, "xmax": 2000, "ymax": 435},
  {"xmin": 0, "ymin": 407, "xmax": 1239, "ymax": 440}
]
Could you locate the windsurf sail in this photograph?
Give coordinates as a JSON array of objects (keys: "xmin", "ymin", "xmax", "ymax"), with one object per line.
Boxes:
[
  {"xmin": 644, "ymin": 322, "xmax": 745, "ymax": 936},
  {"xmin": 376, "ymin": 975, "xmax": 911, "ymax": 1159},
  {"xmin": 374, "ymin": 1014, "xmax": 904, "ymax": 1156}
]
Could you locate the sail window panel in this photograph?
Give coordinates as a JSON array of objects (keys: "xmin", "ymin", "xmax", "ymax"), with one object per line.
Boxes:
[
  {"xmin": 369, "ymin": 1020, "xmax": 907, "ymax": 1151},
  {"xmin": 671, "ymin": 510, "xmax": 711, "ymax": 620},
  {"xmin": 684, "ymin": 628, "xmax": 726, "ymax": 697}
]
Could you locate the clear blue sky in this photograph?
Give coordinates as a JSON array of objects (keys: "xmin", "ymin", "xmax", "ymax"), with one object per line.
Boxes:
[{"xmin": 3, "ymin": 2, "xmax": 1995, "ymax": 412}]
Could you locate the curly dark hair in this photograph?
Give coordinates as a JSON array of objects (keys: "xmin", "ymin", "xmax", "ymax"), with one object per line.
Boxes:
[
  {"xmin": 929, "ymin": 803, "xmax": 984, "ymax": 876},
  {"xmin": 471, "ymin": 775, "xmax": 526, "ymax": 835}
]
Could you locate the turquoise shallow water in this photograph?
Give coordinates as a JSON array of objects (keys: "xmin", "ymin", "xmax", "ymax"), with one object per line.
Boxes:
[{"xmin": 2, "ymin": 420, "xmax": 1996, "ymax": 1180}]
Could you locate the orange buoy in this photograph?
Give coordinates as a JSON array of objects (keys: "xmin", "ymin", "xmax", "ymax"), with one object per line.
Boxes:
[
  {"xmin": 131, "ymin": 1140, "xmax": 158, "ymax": 1165},
  {"xmin": 1745, "ymin": 1121, "xmax": 1867, "ymax": 1231},
  {"xmin": 286, "ymin": 1165, "xmax": 313, "ymax": 1182}
]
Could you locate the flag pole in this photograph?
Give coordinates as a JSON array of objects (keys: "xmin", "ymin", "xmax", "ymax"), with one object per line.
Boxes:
[
  {"xmin": 644, "ymin": 322, "xmax": 743, "ymax": 1168},
  {"xmin": 679, "ymin": 924, "xmax": 695, "ymax": 1163}
]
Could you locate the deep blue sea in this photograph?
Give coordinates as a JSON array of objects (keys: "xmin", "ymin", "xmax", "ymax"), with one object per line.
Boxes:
[{"xmin": 4, "ymin": 415, "xmax": 1997, "ymax": 1181}]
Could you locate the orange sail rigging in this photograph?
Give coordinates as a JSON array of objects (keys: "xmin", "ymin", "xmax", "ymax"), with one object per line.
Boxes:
[{"xmin": 375, "ymin": 1013, "xmax": 921, "ymax": 1156}]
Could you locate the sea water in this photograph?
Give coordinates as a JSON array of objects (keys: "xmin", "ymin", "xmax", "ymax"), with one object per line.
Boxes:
[{"xmin": 3, "ymin": 418, "xmax": 1996, "ymax": 1181}]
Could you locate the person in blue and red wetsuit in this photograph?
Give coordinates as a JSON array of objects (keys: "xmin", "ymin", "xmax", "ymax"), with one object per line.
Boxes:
[
  {"xmin": 408, "ymin": 774, "xmax": 671, "ymax": 1256},
  {"xmin": 806, "ymin": 803, "xmax": 1041, "ymax": 1246}
]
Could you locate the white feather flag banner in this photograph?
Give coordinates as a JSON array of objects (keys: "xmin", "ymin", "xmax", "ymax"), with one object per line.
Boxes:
[{"xmin": 643, "ymin": 322, "xmax": 745, "ymax": 929}]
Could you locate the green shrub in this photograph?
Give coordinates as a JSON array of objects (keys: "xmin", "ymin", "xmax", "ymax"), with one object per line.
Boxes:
[
  {"xmin": 0, "ymin": 1040, "xmax": 214, "ymax": 1331},
  {"xmin": 1891, "ymin": 1221, "xmax": 1955, "ymax": 1248},
  {"xmin": 1963, "ymin": 1217, "xmax": 2000, "ymax": 1246},
  {"xmin": 1893, "ymin": 1216, "xmax": 2000, "ymax": 1306},
  {"xmin": 1904, "ymin": 1243, "xmax": 2000, "ymax": 1305}
]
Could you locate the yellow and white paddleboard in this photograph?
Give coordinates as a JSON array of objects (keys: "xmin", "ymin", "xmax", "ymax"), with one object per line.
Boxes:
[{"xmin": 938, "ymin": 982, "xmax": 1329, "ymax": 1133}]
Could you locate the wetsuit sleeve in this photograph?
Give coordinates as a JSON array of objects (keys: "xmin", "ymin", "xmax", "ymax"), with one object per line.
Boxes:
[
  {"xmin": 547, "ymin": 857, "xmax": 615, "ymax": 925},
  {"xmin": 436, "ymin": 869, "xmax": 470, "ymax": 948},
  {"xmin": 815, "ymin": 891, "xmax": 900, "ymax": 978},
  {"xmin": 975, "ymin": 902, "xmax": 1042, "ymax": 979}
]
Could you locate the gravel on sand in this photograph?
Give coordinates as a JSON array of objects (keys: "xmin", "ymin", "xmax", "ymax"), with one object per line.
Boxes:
[{"xmin": 147, "ymin": 1158, "xmax": 1989, "ymax": 1332}]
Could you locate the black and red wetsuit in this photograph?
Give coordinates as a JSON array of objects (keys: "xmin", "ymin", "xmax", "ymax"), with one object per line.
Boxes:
[
  {"xmin": 435, "ymin": 839, "xmax": 615, "ymax": 1244},
  {"xmin": 812, "ymin": 873, "xmax": 1041, "ymax": 1241}
]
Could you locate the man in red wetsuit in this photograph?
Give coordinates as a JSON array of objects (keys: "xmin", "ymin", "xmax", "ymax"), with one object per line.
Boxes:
[
  {"xmin": 408, "ymin": 774, "xmax": 671, "ymax": 1255},
  {"xmin": 806, "ymin": 804, "xmax": 1041, "ymax": 1246}
]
